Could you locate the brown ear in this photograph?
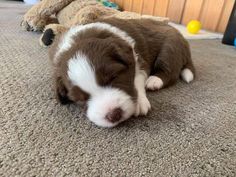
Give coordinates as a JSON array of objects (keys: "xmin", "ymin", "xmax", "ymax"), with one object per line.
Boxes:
[
  {"xmin": 110, "ymin": 40, "xmax": 135, "ymax": 66},
  {"xmin": 55, "ymin": 77, "xmax": 73, "ymax": 105}
]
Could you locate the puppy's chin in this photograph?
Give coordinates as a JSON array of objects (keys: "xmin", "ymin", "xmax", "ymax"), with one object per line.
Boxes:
[{"xmin": 86, "ymin": 88, "xmax": 135, "ymax": 128}]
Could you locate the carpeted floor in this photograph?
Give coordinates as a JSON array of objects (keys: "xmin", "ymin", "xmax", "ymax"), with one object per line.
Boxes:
[{"xmin": 0, "ymin": 2, "xmax": 236, "ymax": 177}]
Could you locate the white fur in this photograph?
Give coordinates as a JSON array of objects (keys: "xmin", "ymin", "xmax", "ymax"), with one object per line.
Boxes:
[
  {"xmin": 181, "ymin": 68, "xmax": 194, "ymax": 83},
  {"xmin": 134, "ymin": 64, "xmax": 151, "ymax": 116},
  {"xmin": 55, "ymin": 22, "xmax": 137, "ymax": 63},
  {"xmin": 87, "ymin": 88, "xmax": 135, "ymax": 128},
  {"xmin": 68, "ymin": 53, "xmax": 98, "ymax": 95},
  {"xmin": 145, "ymin": 76, "xmax": 164, "ymax": 90},
  {"xmin": 67, "ymin": 52, "xmax": 136, "ymax": 128}
]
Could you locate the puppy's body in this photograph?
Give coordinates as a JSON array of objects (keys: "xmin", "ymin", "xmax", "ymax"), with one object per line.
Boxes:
[
  {"xmin": 49, "ymin": 18, "xmax": 195, "ymax": 127},
  {"xmin": 98, "ymin": 18, "xmax": 195, "ymax": 84}
]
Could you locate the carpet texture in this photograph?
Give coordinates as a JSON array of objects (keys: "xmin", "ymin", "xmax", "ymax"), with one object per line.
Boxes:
[{"xmin": 0, "ymin": 2, "xmax": 236, "ymax": 177}]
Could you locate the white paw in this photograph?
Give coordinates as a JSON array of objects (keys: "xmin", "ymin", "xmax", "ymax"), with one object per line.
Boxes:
[
  {"xmin": 181, "ymin": 68, "xmax": 194, "ymax": 83},
  {"xmin": 145, "ymin": 76, "xmax": 163, "ymax": 91},
  {"xmin": 135, "ymin": 95, "xmax": 151, "ymax": 117}
]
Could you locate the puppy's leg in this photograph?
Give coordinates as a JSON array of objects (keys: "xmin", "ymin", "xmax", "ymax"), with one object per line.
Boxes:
[
  {"xmin": 145, "ymin": 53, "xmax": 176, "ymax": 91},
  {"xmin": 21, "ymin": 0, "xmax": 74, "ymax": 31},
  {"xmin": 39, "ymin": 24, "xmax": 67, "ymax": 47},
  {"xmin": 180, "ymin": 60, "xmax": 195, "ymax": 84},
  {"xmin": 135, "ymin": 69, "xmax": 151, "ymax": 117},
  {"xmin": 147, "ymin": 63, "xmax": 194, "ymax": 91},
  {"xmin": 146, "ymin": 38, "xmax": 194, "ymax": 91}
]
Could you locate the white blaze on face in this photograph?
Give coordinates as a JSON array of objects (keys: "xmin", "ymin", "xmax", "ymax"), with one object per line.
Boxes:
[{"xmin": 67, "ymin": 52, "xmax": 136, "ymax": 128}]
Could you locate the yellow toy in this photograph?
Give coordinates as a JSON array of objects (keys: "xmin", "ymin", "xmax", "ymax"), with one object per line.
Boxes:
[{"xmin": 187, "ymin": 20, "xmax": 202, "ymax": 34}]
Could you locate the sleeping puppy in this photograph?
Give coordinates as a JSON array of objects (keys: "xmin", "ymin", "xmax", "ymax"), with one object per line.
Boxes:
[{"xmin": 47, "ymin": 18, "xmax": 195, "ymax": 128}]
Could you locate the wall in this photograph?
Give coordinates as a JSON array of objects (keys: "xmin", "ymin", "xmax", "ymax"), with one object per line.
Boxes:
[{"xmin": 111, "ymin": 0, "xmax": 235, "ymax": 33}]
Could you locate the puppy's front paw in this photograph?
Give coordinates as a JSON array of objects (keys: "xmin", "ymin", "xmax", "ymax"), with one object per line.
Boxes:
[
  {"xmin": 135, "ymin": 95, "xmax": 151, "ymax": 117},
  {"xmin": 145, "ymin": 76, "xmax": 163, "ymax": 91}
]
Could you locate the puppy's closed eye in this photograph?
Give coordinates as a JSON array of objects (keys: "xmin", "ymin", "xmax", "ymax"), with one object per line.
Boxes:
[
  {"xmin": 96, "ymin": 58, "xmax": 127, "ymax": 86},
  {"xmin": 112, "ymin": 53, "xmax": 129, "ymax": 68}
]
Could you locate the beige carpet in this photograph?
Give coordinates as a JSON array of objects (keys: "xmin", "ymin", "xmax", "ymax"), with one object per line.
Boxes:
[{"xmin": 0, "ymin": 2, "xmax": 236, "ymax": 177}]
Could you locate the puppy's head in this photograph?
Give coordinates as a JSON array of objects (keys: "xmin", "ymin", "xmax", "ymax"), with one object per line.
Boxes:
[{"xmin": 53, "ymin": 37, "xmax": 137, "ymax": 127}]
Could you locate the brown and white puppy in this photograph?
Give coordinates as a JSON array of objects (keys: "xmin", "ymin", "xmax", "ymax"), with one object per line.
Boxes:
[{"xmin": 47, "ymin": 18, "xmax": 195, "ymax": 128}]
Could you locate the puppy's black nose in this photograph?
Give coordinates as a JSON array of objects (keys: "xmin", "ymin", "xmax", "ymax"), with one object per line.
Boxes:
[{"xmin": 106, "ymin": 108, "xmax": 123, "ymax": 123}]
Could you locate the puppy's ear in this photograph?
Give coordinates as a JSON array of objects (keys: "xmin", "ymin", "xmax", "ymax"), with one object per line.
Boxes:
[
  {"xmin": 55, "ymin": 77, "xmax": 73, "ymax": 105},
  {"xmin": 110, "ymin": 40, "xmax": 135, "ymax": 66}
]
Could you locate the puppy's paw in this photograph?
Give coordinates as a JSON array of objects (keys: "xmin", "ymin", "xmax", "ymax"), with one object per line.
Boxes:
[
  {"xmin": 39, "ymin": 28, "xmax": 55, "ymax": 47},
  {"xmin": 135, "ymin": 95, "xmax": 151, "ymax": 117},
  {"xmin": 145, "ymin": 76, "xmax": 163, "ymax": 91}
]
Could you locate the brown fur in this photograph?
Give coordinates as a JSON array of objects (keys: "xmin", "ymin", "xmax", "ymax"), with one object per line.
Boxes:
[{"xmin": 95, "ymin": 18, "xmax": 195, "ymax": 87}]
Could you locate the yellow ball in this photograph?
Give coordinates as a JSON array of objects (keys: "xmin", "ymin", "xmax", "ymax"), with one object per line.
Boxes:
[{"xmin": 187, "ymin": 20, "xmax": 201, "ymax": 34}]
